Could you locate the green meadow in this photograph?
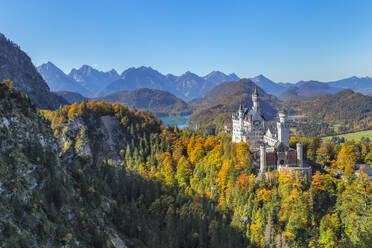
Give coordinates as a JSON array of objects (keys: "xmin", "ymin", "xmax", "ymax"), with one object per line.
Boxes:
[{"xmin": 322, "ymin": 129, "xmax": 372, "ymax": 141}]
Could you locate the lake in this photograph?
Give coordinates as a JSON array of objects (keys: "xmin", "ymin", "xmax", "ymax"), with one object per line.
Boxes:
[{"xmin": 159, "ymin": 115, "xmax": 191, "ymax": 129}]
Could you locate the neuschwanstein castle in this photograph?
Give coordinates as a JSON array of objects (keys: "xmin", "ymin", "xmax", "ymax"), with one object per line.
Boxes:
[{"xmin": 232, "ymin": 87, "xmax": 311, "ymax": 177}]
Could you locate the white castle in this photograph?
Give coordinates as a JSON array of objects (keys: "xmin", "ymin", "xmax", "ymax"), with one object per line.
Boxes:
[{"xmin": 232, "ymin": 87, "xmax": 311, "ymax": 177}]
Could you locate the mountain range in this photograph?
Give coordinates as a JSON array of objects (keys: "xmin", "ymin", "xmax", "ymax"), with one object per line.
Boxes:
[
  {"xmin": 38, "ymin": 61, "xmax": 372, "ymax": 102},
  {"xmin": 38, "ymin": 63, "xmax": 241, "ymax": 100},
  {"xmin": 37, "ymin": 62, "xmax": 118, "ymax": 97}
]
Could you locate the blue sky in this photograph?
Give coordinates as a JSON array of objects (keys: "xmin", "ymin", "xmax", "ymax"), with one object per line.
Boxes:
[{"xmin": 1, "ymin": 0, "xmax": 372, "ymax": 82}]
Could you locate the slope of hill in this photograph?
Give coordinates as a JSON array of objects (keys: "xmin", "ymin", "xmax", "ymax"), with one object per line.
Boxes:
[
  {"xmin": 95, "ymin": 88, "xmax": 192, "ymax": 116},
  {"xmin": 279, "ymin": 81, "xmax": 341, "ymax": 100},
  {"xmin": 37, "ymin": 62, "xmax": 90, "ymax": 96},
  {"xmin": 69, "ymin": 65, "xmax": 119, "ymax": 95},
  {"xmin": 286, "ymin": 89, "xmax": 372, "ymax": 121},
  {"xmin": 283, "ymin": 89, "xmax": 372, "ymax": 136},
  {"xmin": 250, "ymin": 74, "xmax": 287, "ymax": 95},
  {"xmin": 54, "ymin": 90, "xmax": 86, "ymax": 104},
  {"xmin": 0, "ymin": 33, "xmax": 67, "ymax": 109},
  {"xmin": 189, "ymin": 79, "xmax": 279, "ymax": 133}
]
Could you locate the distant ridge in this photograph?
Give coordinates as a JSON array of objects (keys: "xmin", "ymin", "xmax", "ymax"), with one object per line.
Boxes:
[
  {"xmin": 279, "ymin": 81, "xmax": 342, "ymax": 101},
  {"xmin": 69, "ymin": 65, "xmax": 119, "ymax": 95},
  {"xmin": 203, "ymin": 71, "xmax": 240, "ymax": 86},
  {"xmin": 40, "ymin": 63, "xmax": 241, "ymax": 101},
  {"xmin": 38, "ymin": 63, "xmax": 118, "ymax": 97},
  {"xmin": 328, "ymin": 76, "xmax": 372, "ymax": 90},
  {"xmin": 95, "ymin": 88, "xmax": 192, "ymax": 116},
  {"xmin": 38, "ymin": 62, "xmax": 90, "ymax": 96},
  {"xmin": 54, "ymin": 91, "xmax": 86, "ymax": 104},
  {"xmin": 38, "ymin": 61, "xmax": 372, "ymax": 103}
]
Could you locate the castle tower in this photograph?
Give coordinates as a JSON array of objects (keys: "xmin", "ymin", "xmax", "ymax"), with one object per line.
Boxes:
[
  {"xmin": 232, "ymin": 104, "xmax": 245, "ymax": 143},
  {"xmin": 260, "ymin": 144, "xmax": 266, "ymax": 173},
  {"xmin": 277, "ymin": 111, "xmax": 290, "ymax": 147},
  {"xmin": 252, "ymin": 86, "xmax": 259, "ymax": 112},
  {"xmin": 238, "ymin": 103, "xmax": 244, "ymax": 119},
  {"xmin": 296, "ymin": 142, "xmax": 303, "ymax": 167}
]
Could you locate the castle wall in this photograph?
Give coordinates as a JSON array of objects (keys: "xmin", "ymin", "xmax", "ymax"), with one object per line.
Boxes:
[
  {"xmin": 288, "ymin": 150, "xmax": 297, "ymax": 165},
  {"xmin": 266, "ymin": 152, "xmax": 276, "ymax": 166}
]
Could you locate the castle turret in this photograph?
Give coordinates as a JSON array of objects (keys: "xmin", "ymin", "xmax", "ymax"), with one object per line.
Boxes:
[
  {"xmin": 277, "ymin": 111, "xmax": 290, "ymax": 147},
  {"xmin": 252, "ymin": 86, "xmax": 259, "ymax": 112},
  {"xmin": 260, "ymin": 144, "xmax": 266, "ymax": 173},
  {"xmin": 296, "ymin": 142, "xmax": 303, "ymax": 167},
  {"xmin": 238, "ymin": 103, "xmax": 244, "ymax": 118}
]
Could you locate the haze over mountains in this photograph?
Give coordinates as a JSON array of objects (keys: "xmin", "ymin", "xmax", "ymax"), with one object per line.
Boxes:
[{"xmin": 38, "ymin": 62, "xmax": 372, "ymax": 102}]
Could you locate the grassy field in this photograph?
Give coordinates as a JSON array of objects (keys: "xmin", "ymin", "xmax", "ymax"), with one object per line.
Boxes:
[{"xmin": 322, "ymin": 129, "xmax": 372, "ymax": 141}]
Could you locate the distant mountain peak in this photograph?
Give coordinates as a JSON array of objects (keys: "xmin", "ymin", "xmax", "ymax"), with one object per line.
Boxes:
[
  {"xmin": 46, "ymin": 61, "xmax": 56, "ymax": 66},
  {"xmin": 249, "ymin": 74, "xmax": 286, "ymax": 95},
  {"xmin": 202, "ymin": 71, "xmax": 240, "ymax": 87},
  {"xmin": 179, "ymin": 71, "xmax": 201, "ymax": 79},
  {"xmin": 183, "ymin": 71, "xmax": 195, "ymax": 75},
  {"xmin": 38, "ymin": 62, "xmax": 65, "ymax": 74},
  {"xmin": 251, "ymin": 74, "xmax": 270, "ymax": 81}
]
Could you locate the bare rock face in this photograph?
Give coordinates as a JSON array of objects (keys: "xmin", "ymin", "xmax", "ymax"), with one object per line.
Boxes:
[
  {"xmin": 0, "ymin": 33, "xmax": 67, "ymax": 109},
  {"xmin": 54, "ymin": 114, "xmax": 127, "ymax": 167}
]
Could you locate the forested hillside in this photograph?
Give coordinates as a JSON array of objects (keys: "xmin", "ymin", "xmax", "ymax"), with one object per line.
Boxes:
[
  {"xmin": 125, "ymin": 126, "xmax": 372, "ymax": 248},
  {"xmin": 0, "ymin": 81, "xmax": 242, "ymax": 247},
  {"xmin": 283, "ymin": 89, "xmax": 372, "ymax": 137}
]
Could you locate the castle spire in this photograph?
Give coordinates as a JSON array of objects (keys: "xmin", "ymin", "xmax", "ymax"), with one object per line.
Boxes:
[
  {"xmin": 239, "ymin": 102, "xmax": 243, "ymax": 111},
  {"xmin": 252, "ymin": 86, "xmax": 259, "ymax": 111}
]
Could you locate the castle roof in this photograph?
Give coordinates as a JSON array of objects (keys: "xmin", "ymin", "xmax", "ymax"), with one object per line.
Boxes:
[
  {"xmin": 239, "ymin": 103, "xmax": 243, "ymax": 111},
  {"xmin": 248, "ymin": 109, "xmax": 265, "ymax": 121},
  {"xmin": 265, "ymin": 128, "xmax": 273, "ymax": 138}
]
